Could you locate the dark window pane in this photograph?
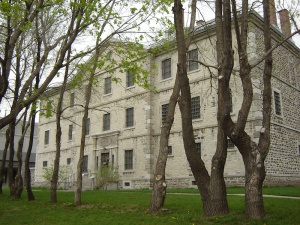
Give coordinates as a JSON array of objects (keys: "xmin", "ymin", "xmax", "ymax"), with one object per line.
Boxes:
[
  {"xmin": 125, "ymin": 150, "xmax": 133, "ymax": 170},
  {"xmin": 187, "ymin": 49, "xmax": 198, "ymax": 71},
  {"xmin": 162, "ymin": 58, "xmax": 171, "ymax": 79},
  {"xmin": 191, "ymin": 96, "xmax": 200, "ymax": 119},
  {"xmin": 126, "ymin": 108, "xmax": 134, "ymax": 127}
]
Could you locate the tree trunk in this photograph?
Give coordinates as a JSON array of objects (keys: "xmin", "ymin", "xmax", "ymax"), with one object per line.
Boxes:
[
  {"xmin": 150, "ymin": 74, "xmax": 180, "ymax": 212},
  {"xmin": 8, "ymin": 119, "xmax": 17, "ymax": 198},
  {"xmin": 173, "ymin": 0, "xmax": 212, "ymax": 212},
  {"xmin": 24, "ymin": 111, "xmax": 36, "ymax": 201},
  {"xmin": 51, "ymin": 47, "xmax": 71, "ymax": 203},
  {"xmin": 0, "ymin": 128, "xmax": 10, "ymax": 194}
]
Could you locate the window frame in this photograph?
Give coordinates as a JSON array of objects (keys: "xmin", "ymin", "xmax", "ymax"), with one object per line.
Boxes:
[
  {"xmin": 126, "ymin": 71, "xmax": 134, "ymax": 87},
  {"xmin": 195, "ymin": 142, "xmax": 201, "ymax": 155},
  {"xmin": 126, "ymin": 107, "xmax": 134, "ymax": 128},
  {"xmin": 44, "ymin": 130, "xmax": 50, "ymax": 145},
  {"xmin": 162, "ymin": 58, "xmax": 172, "ymax": 80},
  {"xmin": 104, "ymin": 77, "xmax": 112, "ymax": 95},
  {"xmin": 83, "ymin": 155, "xmax": 88, "ymax": 173},
  {"xmin": 68, "ymin": 124, "xmax": 73, "ymax": 141},
  {"xmin": 85, "ymin": 118, "xmax": 90, "ymax": 135},
  {"xmin": 167, "ymin": 145, "xmax": 173, "ymax": 156},
  {"xmin": 187, "ymin": 49, "xmax": 198, "ymax": 71},
  {"xmin": 161, "ymin": 103, "xmax": 169, "ymax": 123},
  {"xmin": 191, "ymin": 96, "xmax": 201, "ymax": 119},
  {"xmin": 103, "ymin": 113, "xmax": 111, "ymax": 131},
  {"xmin": 70, "ymin": 93, "xmax": 75, "ymax": 107},
  {"xmin": 273, "ymin": 89, "xmax": 283, "ymax": 117},
  {"xmin": 124, "ymin": 150, "xmax": 133, "ymax": 170}
]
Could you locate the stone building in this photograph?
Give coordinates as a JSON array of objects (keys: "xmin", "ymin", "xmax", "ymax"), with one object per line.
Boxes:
[
  {"xmin": 34, "ymin": 10, "xmax": 300, "ymax": 190},
  {"xmin": 0, "ymin": 118, "xmax": 38, "ymax": 186}
]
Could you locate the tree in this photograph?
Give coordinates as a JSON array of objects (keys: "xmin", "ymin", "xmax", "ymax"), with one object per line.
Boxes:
[
  {"xmin": 150, "ymin": 0, "xmax": 197, "ymax": 212},
  {"xmin": 95, "ymin": 165, "xmax": 119, "ymax": 190}
]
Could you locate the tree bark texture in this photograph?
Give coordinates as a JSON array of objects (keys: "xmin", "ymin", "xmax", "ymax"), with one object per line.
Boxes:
[
  {"xmin": 25, "ymin": 110, "xmax": 36, "ymax": 201},
  {"xmin": 51, "ymin": 47, "xmax": 71, "ymax": 203},
  {"xmin": 0, "ymin": 128, "xmax": 10, "ymax": 194},
  {"xmin": 149, "ymin": 74, "xmax": 180, "ymax": 212}
]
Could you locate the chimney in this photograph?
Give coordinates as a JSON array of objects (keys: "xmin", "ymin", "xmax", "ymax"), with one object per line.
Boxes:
[
  {"xmin": 269, "ymin": 0, "xmax": 277, "ymax": 26},
  {"xmin": 279, "ymin": 9, "xmax": 291, "ymax": 38}
]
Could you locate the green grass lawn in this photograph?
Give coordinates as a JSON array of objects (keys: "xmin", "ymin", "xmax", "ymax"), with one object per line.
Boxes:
[{"xmin": 0, "ymin": 187, "xmax": 299, "ymax": 225}]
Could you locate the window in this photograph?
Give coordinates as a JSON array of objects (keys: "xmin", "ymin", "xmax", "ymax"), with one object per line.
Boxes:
[
  {"xmin": 126, "ymin": 71, "xmax": 134, "ymax": 87},
  {"xmin": 124, "ymin": 182, "xmax": 131, "ymax": 187},
  {"xmin": 83, "ymin": 155, "xmax": 88, "ymax": 173},
  {"xmin": 168, "ymin": 146, "xmax": 173, "ymax": 155},
  {"xmin": 86, "ymin": 118, "xmax": 90, "ymax": 135},
  {"xmin": 229, "ymin": 89, "xmax": 233, "ymax": 113},
  {"xmin": 195, "ymin": 142, "xmax": 201, "ymax": 154},
  {"xmin": 273, "ymin": 90, "xmax": 282, "ymax": 116},
  {"xmin": 43, "ymin": 161, "xmax": 47, "ymax": 167},
  {"xmin": 68, "ymin": 124, "xmax": 73, "ymax": 140},
  {"xmin": 162, "ymin": 58, "xmax": 171, "ymax": 79},
  {"xmin": 67, "ymin": 158, "xmax": 71, "ymax": 165},
  {"xmin": 191, "ymin": 96, "xmax": 200, "ymax": 119},
  {"xmin": 161, "ymin": 104, "xmax": 169, "ymax": 123},
  {"xmin": 103, "ymin": 113, "xmax": 110, "ymax": 131},
  {"xmin": 227, "ymin": 138, "xmax": 235, "ymax": 149},
  {"xmin": 70, "ymin": 93, "xmax": 75, "ymax": 107},
  {"xmin": 107, "ymin": 51, "xmax": 113, "ymax": 59},
  {"xmin": 104, "ymin": 77, "xmax": 112, "ymax": 94},
  {"xmin": 187, "ymin": 49, "xmax": 198, "ymax": 71},
  {"xmin": 44, "ymin": 130, "xmax": 50, "ymax": 145},
  {"xmin": 125, "ymin": 150, "xmax": 133, "ymax": 170},
  {"xmin": 126, "ymin": 108, "xmax": 134, "ymax": 127},
  {"xmin": 298, "ymin": 144, "xmax": 300, "ymax": 155}
]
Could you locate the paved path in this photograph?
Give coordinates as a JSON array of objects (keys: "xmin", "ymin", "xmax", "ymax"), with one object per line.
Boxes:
[{"xmin": 168, "ymin": 193, "xmax": 300, "ymax": 200}]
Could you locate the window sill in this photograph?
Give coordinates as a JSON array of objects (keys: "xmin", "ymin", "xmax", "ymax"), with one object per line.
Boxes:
[
  {"xmin": 123, "ymin": 171, "xmax": 134, "ymax": 175},
  {"xmin": 124, "ymin": 126, "xmax": 135, "ymax": 130},
  {"xmin": 103, "ymin": 93, "xmax": 112, "ymax": 97},
  {"xmin": 167, "ymin": 155, "xmax": 174, "ymax": 158},
  {"xmin": 228, "ymin": 148, "xmax": 236, "ymax": 152},
  {"xmin": 126, "ymin": 85, "xmax": 135, "ymax": 90},
  {"xmin": 161, "ymin": 77, "xmax": 172, "ymax": 82},
  {"xmin": 187, "ymin": 68, "xmax": 200, "ymax": 75}
]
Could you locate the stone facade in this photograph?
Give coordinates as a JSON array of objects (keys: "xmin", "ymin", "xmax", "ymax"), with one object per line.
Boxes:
[{"xmin": 35, "ymin": 12, "xmax": 300, "ymax": 190}]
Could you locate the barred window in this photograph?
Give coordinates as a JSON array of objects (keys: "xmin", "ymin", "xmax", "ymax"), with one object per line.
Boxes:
[
  {"xmin": 273, "ymin": 90, "xmax": 282, "ymax": 116},
  {"xmin": 162, "ymin": 104, "xmax": 169, "ymax": 123},
  {"xmin": 191, "ymin": 96, "xmax": 200, "ymax": 119},
  {"xmin": 125, "ymin": 150, "xmax": 133, "ymax": 170},
  {"xmin": 162, "ymin": 58, "xmax": 171, "ymax": 79},
  {"xmin": 104, "ymin": 77, "xmax": 112, "ymax": 94},
  {"xmin": 127, "ymin": 71, "xmax": 134, "ymax": 87},
  {"xmin": 187, "ymin": 49, "xmax": 198, "ymax": 71},
  {"xmin": 195, "ymin": 142, "xmax": 201, "ymax": 154},
  {"xmin": 103, "ymin": 113, "xmax": 110, "ymax": 131},
  {"xmin": 126, "ymin": 108, "xmax": 134, "ymax": 127}
]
